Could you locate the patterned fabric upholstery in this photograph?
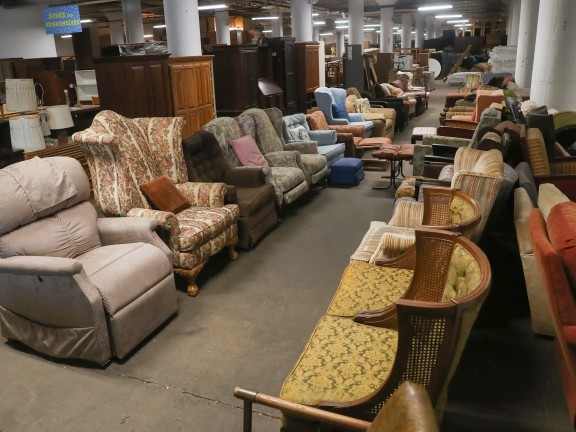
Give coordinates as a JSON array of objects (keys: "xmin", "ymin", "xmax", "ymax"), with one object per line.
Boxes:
[
  {"xmin": 389, "ymin": 201, "xmax": 424, "ymax": 227},
  {"xmin": 449, "ymin": 195, "xmax": 476, "ymax": 225},
  {"xmin": 371, "ymin": 231, "xmax": 417, "ymax": 261},
  {"xmin": 280, "ymin": 315, "xmax": 398, "ymax": 405},
  {"xmin": 525, "ymin": 128, "xmax": 550, "ymax": 176},
  {"xmin": 73, "ymin": 110, "xmax": 240, "ymax": 277}
]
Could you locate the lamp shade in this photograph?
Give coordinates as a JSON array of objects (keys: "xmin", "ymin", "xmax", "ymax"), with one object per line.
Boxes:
[
  {"xmin": 6, "ymin": 79, "xmax": 38, "ymax": 113},
  {"xmin": 46, "ymin": 105, "xmax": 74, "ymax": 130},
  {"xmin": 9, "ymin": 115, "xmax": 46, "ymax": 152}
]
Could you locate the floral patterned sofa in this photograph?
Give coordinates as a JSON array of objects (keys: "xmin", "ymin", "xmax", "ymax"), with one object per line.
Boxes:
[{"xmin": 73, "ymin": 110, "xmax": 240, "ymax": 296}]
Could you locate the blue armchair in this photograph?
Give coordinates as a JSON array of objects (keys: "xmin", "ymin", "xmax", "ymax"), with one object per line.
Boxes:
[
  {"xmin": 282, "ymin": 113, "xmax": 347, "ymax": 167},
  {"xmin": 314, "ymin": 86, "xmax": 374, "ymax": 137}
]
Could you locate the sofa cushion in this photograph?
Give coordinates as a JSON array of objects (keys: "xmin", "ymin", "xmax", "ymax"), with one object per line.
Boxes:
[
  {"xmin": 371, "ymin": 231, "xmax": 416, "ymax": 261},
  {"xmin": 269, "ymin": 166, "xmax": 307, "ymax": 192},
  {"xmin": 444, "ymin": 243, "xmax": 482, "ymax": 301},
  {"xmin": 327, "ymin": 261, "xmax": 414, "ymax": 317},
  {"xmin": 176, "ymin": 205, "xmax": 240, "ymax": 251},
  {"xmin": 547, "ymin": 201, "xmax": 576, "ymax": 292},
  {"xmin": 0, "ymin": 201, "xmax": 101, "ymax": 259},
  {"xmin": 287, "ymin": 125, "xmax": 310, "ymax": 142},
  {"xmin": 140, "ymin": 175, "xmax": 191, "ymax": 214},
  {"xmin": 350, "ymin": 221, "xmax": 389, "ymax": 262},
  {"xmin": 389, "ymin": 201, "xmax": 424, "ymax": 227},
  {"xmin": 449, "ymin": 194, "xmax": 476, "ymax": 225},
  {"xmin": 230, "ymin": 134, "xmax": 269, "ymax": 168},
  {"xmin": 355, "ymin": 98, "xmax": 372, "ymax": 113},
  {"xmin": 280, "ymin": 315, "xmax": 397, "ymax": 406},
  {"xmin": 331, "ymin": 102, "xmax": 350, "ymax": 121}
]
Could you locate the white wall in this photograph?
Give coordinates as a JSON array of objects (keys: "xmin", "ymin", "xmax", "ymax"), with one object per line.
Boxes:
[
  {"xmin": 54, "ymin": 35, "xmax": 75, "ymax": 57},
  {"xmin": 0, "ymin": 5, "xmax": 57, "ymax": 59}
]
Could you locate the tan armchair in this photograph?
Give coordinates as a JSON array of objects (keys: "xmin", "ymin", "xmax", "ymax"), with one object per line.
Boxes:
[
  {"xmin": 0, "ymin": 157, "xmax": 177, "ymax": 365},
  {"xmin": 73, "ymin": 110, "xmax": 240, "ymax": 296},
  {"xmin": 345, "ymin": 88, "xmax": 396, "ymax": 139}
]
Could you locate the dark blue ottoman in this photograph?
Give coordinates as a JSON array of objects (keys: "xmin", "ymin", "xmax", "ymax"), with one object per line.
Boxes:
[{"xmin": 329, "ymin": 157, "xmax": 365, "ymax": 186}]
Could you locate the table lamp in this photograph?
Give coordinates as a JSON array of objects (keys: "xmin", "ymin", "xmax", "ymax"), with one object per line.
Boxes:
[
  {"xmin": 46, "ymin": 105, "xmax": 74, "ymax": 145},
  {"xmin": 6, "ymin": 79, "xmax": 46, "ymax": 152}
]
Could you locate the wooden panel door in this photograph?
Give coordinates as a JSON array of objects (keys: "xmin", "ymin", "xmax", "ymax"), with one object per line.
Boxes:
[
  {"xmin": 304, "ymin": 44, "xmax": 320, "ymax": 93},
  {"xmin": 95, "ymin": 60, "xmax": 133, "ymax": 116},
  {"xmin": 283, "ymin": 40, "xmax": 298, "ymax": 109},
  {"xmin": 169, "ymin": 59, "xmax": 215, "ymax": 137},
  {"xmin": 146, "ymin": 60, "xmax": 172, "ymax": 117},
  {"xmin": 125, "ymin": 62, "xmax": 150, "ymax": 117}
]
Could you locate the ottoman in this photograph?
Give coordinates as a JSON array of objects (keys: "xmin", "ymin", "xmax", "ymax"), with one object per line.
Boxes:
[
  {"xmin": 329, "ymin": 157, "xmax": 365, "ymax": 186},
  {"xmin": 411, "ymin": 126, "xmax": 438, "ymax": 144}
]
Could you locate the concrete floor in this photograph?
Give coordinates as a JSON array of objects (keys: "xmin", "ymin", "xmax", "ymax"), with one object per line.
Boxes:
[{"xmin": 0, "ymin": 81, "xmax": 573, "ymax": 432}]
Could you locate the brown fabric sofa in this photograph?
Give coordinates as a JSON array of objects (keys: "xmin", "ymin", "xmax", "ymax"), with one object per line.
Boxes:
[
  {"xmin": 0, "ymin": 156, "xmax": 177, "ymax": 365},
  {"xmin": 182, "ymin": 130, "xmax": 278, "ymax": 250}
]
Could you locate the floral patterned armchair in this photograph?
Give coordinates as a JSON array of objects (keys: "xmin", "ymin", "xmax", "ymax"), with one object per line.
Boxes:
[{"xmin": 73, "ymin": 110, "xmax": 240, "ymax": 296}]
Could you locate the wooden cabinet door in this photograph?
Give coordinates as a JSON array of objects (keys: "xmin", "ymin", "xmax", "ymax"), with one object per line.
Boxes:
[
  {"xmin": 240, "ymin": 51, "xmax": 259, "ymax": 109},
  {"xmin": 125, "ymin": 62, "xmax": 150, "ymax": 117},
  {"xmin": 146, "ymin": 61, "xmax": 172, "ymax": 117},
  {"xmin": 170, "ymin": 61, "xmax": 215, "ymax": 137},
  {"xmin": 283, "ymin": 40, "xmax": 298, "ymax": 109}
]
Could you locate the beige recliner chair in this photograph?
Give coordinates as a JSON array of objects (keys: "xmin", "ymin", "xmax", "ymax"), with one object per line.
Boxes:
[{"xmin": 0, "ymin": 157, "xmax": 177, "ymax": 366}]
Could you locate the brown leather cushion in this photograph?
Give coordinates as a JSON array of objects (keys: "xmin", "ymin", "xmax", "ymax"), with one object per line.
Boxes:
[
  {"xmin": 182, "ymin": 131, "xmax": 230, "ymax": 183},
  {"xmin": 140, "ymin": 175, "xmax": 190, "ymax": 214},
  {"xmin": 236, "ymin": 184, "xmax": 276, "ymax": 217},
  {"xmin": 306, "ymin": 111, "xmax": 330, "ymax": 130}
]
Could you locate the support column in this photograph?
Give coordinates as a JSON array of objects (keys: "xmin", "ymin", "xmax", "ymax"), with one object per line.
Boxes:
[
  {"xmin": 291, "ymin": 0, "xmax": 313, "ymax": 42},
  {"xmin": 215, "ymin": 10, "xmax": 230, "ymax": 45},
  {"xmin": 106, "ymin": 12, "xmax": 125, "ymax": 45},
  {"xmin": 271, "ymin": 10, "xmax": 283, "ymax": 37},
  {"xmin": 530, "ymin": 0, "xmax": 576, "ymax": 110},
  {"xmin": 515, "ymin": 0, "xmax": 539, "ymax": 87},
  {"xmin": 336, "ymin": 32, "xmax": 345, "ymax": 57},
  {"xmin": 313, "ymin": 27, "xmax": 320, "ymax": 42},
  {"xmin": 121, "ymin": 0, "xmax": 144, "ymax": 43},
  {"xmin": 434, "ymin": 19, "xmax": 442, "ymax": 38},
  {"xmin": 425, "ymin": 16, "xmax": 435, "ymax": 40},
  {"xmin": 414, "ymin": 13, "xmax": 425, "ymax": 48},
  {"xmin": 401, "ymin": 13, "xmax": 412, "ymax": 49},
  {"xmin": 508, "ymin": 0, "xmax": 521, "ymax": 45},
  {"xmin": 379, "ymin": 7, "xmax": 394, "ymax": 53},
  {"xmin": 348, "ymin": 0, "xmax": 364, "ymax": 46},
  {"xmin": 163, "ymin": 0, "xmax": 202, "ymax": 56}
]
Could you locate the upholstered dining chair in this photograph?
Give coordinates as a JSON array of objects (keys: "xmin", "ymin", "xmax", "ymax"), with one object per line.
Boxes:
[
  {"xmin": 0, "ymin": 156, "xmax": 177, "ymax": 365},
  {"xmin": 203, "ymin": 116, "xmax": 309, "ymax": 210},
  {"xmin": 73, "ymin": 110, "xmax": 240, "ymax": 297},
  {"xmin": 234, "ymin": 381, "xmax": 439, "ymax": 432},
  {"xmin": 278, "ymin": 229, "xmax": 491, "ymax": 430}
]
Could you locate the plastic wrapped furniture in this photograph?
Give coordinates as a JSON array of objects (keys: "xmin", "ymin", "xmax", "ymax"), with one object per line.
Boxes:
[
  {"xmin": 313, "ymin": 86, "xmax": 374, "ymax": 137},
  {"xmin": 234, "ymin": 381, "xmax": 438, "ymax": 432},
  {"xmin": 181, "ymin": 130, "xmax": 278, "ymax": 250},
  {"xmin": 279, "ymin": 228, "xmax": 491, "ymax": 429},
  {"xmin": 0, "ymin": 156, "xmax": 177, "ymax": 365},
  {"xmin": 73, "ymin": 110, "xmax": 240, "ymax": 297},
  {"xmin": 238, "ymin": 108, "xmax": 328, "ymax": 188},
  {"xmin": 530, "ymin": 202, "xmax": 576, "ymax": 426},
  {"xmin": 350, "ymin": 186, "xmax": 481, "ymax": 263},
  {"xmin": 280, "ymin": 112, "xmax": 348, "ymax": 167},
  {"xmin": 203, "ymin": 116, "xmax": 309, "ymax": 209}
]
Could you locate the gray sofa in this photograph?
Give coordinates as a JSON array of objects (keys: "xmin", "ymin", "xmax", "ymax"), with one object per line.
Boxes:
[{"xmin": 0, "ymin": 156, "xmax": 177, "ymax": 365}]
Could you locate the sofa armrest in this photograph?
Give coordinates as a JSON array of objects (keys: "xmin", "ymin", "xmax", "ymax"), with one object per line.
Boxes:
[
  {"xmin": 534, "ymin": 175, "xmax": 576, "ymax": 201},
  {"xmin": 330, "ymin": 124, "xmax": 365, "ymax": 138},
  {"xmin": 127, "ymin": 208, "xmax": 180, "ymax": 252},
  {"xmin": 96, "ymin": 217, "xmax": 173, "ymax": 264},
  {"xmin": 223, "ymin": 167, "xmax": 266, "ymax": 188},
  {"xmin": 0, "ymin": 255, "xmax": 82, "ymax": 276},
  {"xmin": 308, "ymin": 129, "xmax": 337, "ymax": 145},
  {"xmin": 176, "ymin": 182, "xmax": 226, "ymax": 207},
  {"xmin": 336, "ymin": 133, "xmax": 356, "ymax": 157},
  {"xmin": 348, "ymin": 113, "xmax": 364, "ymax": 122},
  {"xmin": 264, "ymin": 150, "xmax": 301, "ymax": 168},
  {"xmin": 284, "ymin": 141, "xmax": 319, "ymax": 154},
  {"xmin": 330, "ymin": 118, "xmax": 350, "ymax": 125}
]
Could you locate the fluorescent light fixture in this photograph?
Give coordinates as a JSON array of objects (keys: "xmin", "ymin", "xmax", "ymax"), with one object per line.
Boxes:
[
  {"xmin": 335, "ymin": 25, "xmax": 348, "ymax": 29},
  {"xmin": 376, "ymin": 30, "xmax": 381, "ymax": 33},
  {"xmin": 335, "ymin": 19, "xmax": 348, "ymax": 24},
  {"xmin": 364, "ymin": 28, "xmax": 375, "ymax": 32},
  {"xmin": 435, "ymin": 14, "xmax": 462, "ymax": 18},
  {"xmin": 312, "ymin": 13, "xmax": 319, "ymax": 17},
  {"xmin": 447, "ymin": 19, "xmax": 469, "ymax": 23},
  {"xmin": 60, "ymin": 34, "xmax": 72, "ymax": 38},
  {"xmin": 313, "ymin": 21, "xmax": 325, "ymax": 25},
  {"xmin": 319, "ymin": 32, "xmax": 333, "ymax": 36},
  {"xmin": 411, "ymin": 31, "xmax": 416, "ymax": 34},
  {"xmin": 252, "ymin": 16, "xmax": 279, "ymax": 20},
  {"xmin": 197, "ymin": 4, "xmax": 227, "ymax": 10},
  {"xmin": 143, "ymin": 34, "xmax": 153, "ymax": 38},
  {"xmin": 364, "ymin": 24, "xmax": 379, "ymax": 27},
  {"xmin": 153, "ymin": 24, "xmax": 166, "ymax": 28},
  {"xmin": 418, "ymin": 4, "xmax": 453, "ymax": 11},
  {"xmin": 393, "ymin": 26, "xmax": 399, "ymax": 30},
  {"xmin": 262, "ymin": 30, "xmax": 272, "ymax": 33},
  {"xmin": 80, "ymin": 19, "xmax": 92, "ymax": 23}
]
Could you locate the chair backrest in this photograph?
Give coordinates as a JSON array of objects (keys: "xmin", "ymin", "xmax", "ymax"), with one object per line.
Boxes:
[
  {"xmin": 73, "ymin": 110, "xmax": 186, "ymax": 216},
  {"xmin": 473, "ymin": 89, "xmax": 504, "ymax": 122},
  {"xmin": 0, "ymin": 156, "xmax": 100, "ymax": 259},
  {"xmin": 314, "ymin": 86, "xmax": 339, "ymax": 124},
  {"xmin": 236, "ymin": 108, "xmax": 285, "ymax": 154},
  {"xmin": 181, "ymin": 130, "xmax": 231, "ymax": 183},
  {"xmin": 306, "ymin": 110, "xmax": 331, "ymax": 131},
  {"xmin": 346, "ymin": 87, "xmax": 362, "ymax": 99},
  {"xmin": 203, "ymin": 116, "xmax": 246, "ymax": 168},
  {"xmin": 356, "ymin": 228, "xmax": 491, "ymax": 421},
  {"xmin": 522, "ymin": 127, "xmax": 551, "ymax": 176},
  {"xmin": 262, "ymin": 107, "xmax": 287, "ymax": 145},
  {"xmin": 282, "ymin": 113, "xmax": 310, "ymax": 143},
  {"xmin": 515, "ymin": 162, "xmax": 537, "ymax": 206}
]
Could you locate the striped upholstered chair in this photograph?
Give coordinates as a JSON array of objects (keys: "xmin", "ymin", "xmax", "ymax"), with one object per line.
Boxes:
[{"xmin": 278, "ymin": 229, "xmax": 491, "ymax": 430}]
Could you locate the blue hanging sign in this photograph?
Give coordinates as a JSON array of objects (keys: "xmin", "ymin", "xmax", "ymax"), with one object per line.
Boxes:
[{"xmin": 43, "ymin": 5, "xmax": 82, "ymax": 35}]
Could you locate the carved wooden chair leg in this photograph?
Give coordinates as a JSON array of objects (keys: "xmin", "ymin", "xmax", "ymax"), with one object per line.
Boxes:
[{"xmin": 176, "ymin": 262, "xmax": 206, "ymax": 297}]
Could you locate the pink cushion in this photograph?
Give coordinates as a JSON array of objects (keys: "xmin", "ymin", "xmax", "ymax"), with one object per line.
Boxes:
[{"xmin": 230, "ymin": 135, "xmax": 269, "ymax": 168}]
